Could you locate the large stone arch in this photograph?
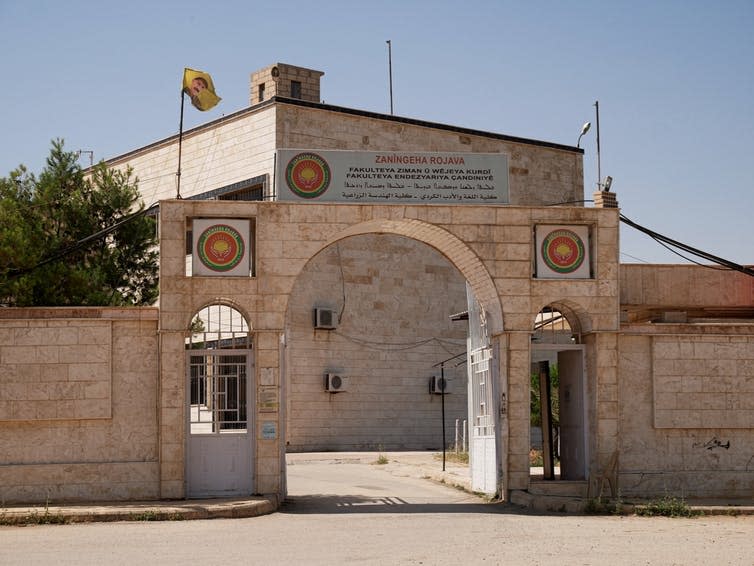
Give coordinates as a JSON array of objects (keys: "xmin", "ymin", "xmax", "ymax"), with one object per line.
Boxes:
[
  {"xmin": 156, "ymin": 200, "xmax": 620, "ymax": 500},
  {"xmin": 308, "ymin": 217, "xmax": 504, "ymax": 334},
  {"xmin": 282, "ymin": 231, "xmax": 471, "ymax": 451}
]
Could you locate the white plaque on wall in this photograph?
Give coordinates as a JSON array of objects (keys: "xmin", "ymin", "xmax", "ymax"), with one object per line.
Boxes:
[
  {"xmin": 192, "ymin": 218, "xmax": 251, "ymax": 276},
  {"xmin": 535, "ymin": 225, "xmax": 591, "ymax": 279},
  {"xmin": 275, "ymin": 149, "xmax": 509, "ymax": 204}
]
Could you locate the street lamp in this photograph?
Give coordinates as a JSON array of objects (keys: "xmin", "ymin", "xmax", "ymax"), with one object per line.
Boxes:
[
  {"xmin": 577, "ymin": 122, "xmax": 591, "ymax": 148},
  {"xmin": 603, "ymin": 175, "xmax": 613, "ymax": 192}
]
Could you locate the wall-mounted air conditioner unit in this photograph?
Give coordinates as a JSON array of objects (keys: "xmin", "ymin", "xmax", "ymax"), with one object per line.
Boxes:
[
  {"xmin": 313, "ymin": 307, "xmax": 337, "ymax": 330},
  {"xmin": 324, "ymin": 373, "xmax": 348, "ymax": 393},
  {"xmin": 429, "ymin": 375, "xmax": 450, "ymax": 395}
]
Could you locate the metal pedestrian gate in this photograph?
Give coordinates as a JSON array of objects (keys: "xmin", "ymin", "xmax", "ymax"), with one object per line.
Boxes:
[
  {"xmin": 469, "ymin": 345, "xmax": 497, "ymax": 494},
  {"xmin": 465, "ymin": 283, "xmax": 499, "ymax": 495},
  {"xmin": 186, "ymin": 350, "xmax": 254, "ymax": 497}
]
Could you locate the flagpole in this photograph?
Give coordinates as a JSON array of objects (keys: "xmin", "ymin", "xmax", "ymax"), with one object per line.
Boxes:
[
  {"xmin": 176, "ymin": 90, "xmax": 185, "ymax": 199},
  {"xmin": 386, "ymin": 39, "xmax": 394, "ymax": 115}
]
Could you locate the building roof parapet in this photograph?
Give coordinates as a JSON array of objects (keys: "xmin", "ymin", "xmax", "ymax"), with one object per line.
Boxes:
[{"xmin": 102, "ymin": 96, "xmax": 583, "ymax": 168}]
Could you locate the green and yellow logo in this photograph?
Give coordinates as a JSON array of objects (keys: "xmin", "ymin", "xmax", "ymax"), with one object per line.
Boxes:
[
  {"xmin": 542, "ymin": 229, "xmax": 585, "ymax": 273},
  {"xmin": 197, "ymin": 224, "xmax": 245, "ymax": 272},
  {"xmin": 285, "ymin": 152, "xmax": 331, "ymax": 198}
]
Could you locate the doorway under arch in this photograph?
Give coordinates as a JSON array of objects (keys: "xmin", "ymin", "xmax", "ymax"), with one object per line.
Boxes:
[
  {"xmin": 284, "ymin": 233, "xmax": 468, "ymax": 451},
  {"xmin": 185, "ymin": 303, "xmax": 255, "ymax": 497},
  {"xmin": 530, "ymin": 304, "xmax": 588, "ymax": 482},
  {"xmin": 281, "ymin": 231, "xmax": 502, "ymax": 496}
]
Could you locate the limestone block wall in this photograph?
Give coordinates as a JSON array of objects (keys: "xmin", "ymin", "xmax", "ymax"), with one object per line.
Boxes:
[
  {"xmin": 619, "ymin": 327, "xmax": 754, "ymax": 498},
  {"xmin": 159, "ymin": 200, "xmax": 620, "ymax": 497},
  {"xmin": 104, "ymin": 97, "xmax": 583, "ymax": 210},
  {"xmin": 285, "ymin": 234, "xmax": 468, "ymax": 451},
  {"xmin": 621, "ymin": 264, "xmax": 754, "ymax": 310},
  {"xmin": 584, "ymin": 332, "xmax": 619, "ymax": 483},
  {"xmin": 251, "ymin": 63, "xmax": 324, "ymax": 104},
  {"xmin": 0, "ymin": 308, "xmax": 159, "ymax": 504},
  {"xmin": 106, "ymin": 105, "xmax": 277, "ymax": 204},
  {"xmin": 275, "ymin": 102, "xmax": 583, "ymax": 207}
]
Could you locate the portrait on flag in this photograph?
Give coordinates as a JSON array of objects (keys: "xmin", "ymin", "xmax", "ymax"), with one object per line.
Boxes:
[{"xmin": 182, "ymin": 68, "xmax": 221, "ymax": 111}]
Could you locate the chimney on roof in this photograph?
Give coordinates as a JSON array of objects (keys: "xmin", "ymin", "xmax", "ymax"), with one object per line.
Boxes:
[
  {"xmin": 593, "ymin": 189, "xmax": 618, "ymax": 208},
  {"xmin": 250, "ymin": 63, "xmax": 325, "ymax": 105}
]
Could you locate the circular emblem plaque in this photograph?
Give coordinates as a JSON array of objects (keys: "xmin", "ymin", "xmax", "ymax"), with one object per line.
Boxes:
[
  {"xmin": 197, "ymin": 224, "xmax": 245, "ymax": 272},
  {"xmin": 542, "ymin": 229, "xmax": 585, "ymax": 274},
  {"xmin": 285, "ymin": 152, "xmax": 331, "ymax": 198}
]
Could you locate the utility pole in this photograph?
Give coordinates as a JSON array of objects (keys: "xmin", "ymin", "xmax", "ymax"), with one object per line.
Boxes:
[
  {"xmin": 594, "ymin": 100, "xmax": 601, "ymax": 190},
  {"xmin": 386, "ymin": 40, "xmax": 394, "ymax": 115}
]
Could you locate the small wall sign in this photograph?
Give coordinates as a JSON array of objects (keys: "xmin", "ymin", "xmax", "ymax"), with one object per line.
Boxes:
[
  {"xmin": 261, "ymin": 421, "xmax": 277, "ymax": 440},
  {"xmin": 535, "ymin": 225, "xmax": 592, "ymax": 279}
]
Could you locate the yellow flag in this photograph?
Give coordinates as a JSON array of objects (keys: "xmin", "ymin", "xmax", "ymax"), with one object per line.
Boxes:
[{"xmin": 182, "ymin": 68, "xmax": 221, "ymax": 111}]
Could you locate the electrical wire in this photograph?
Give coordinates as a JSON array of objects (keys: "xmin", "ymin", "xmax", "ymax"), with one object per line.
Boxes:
[
  {"xmin": 334, "ymin": 330, "xmax": 464, "ymax": 354},
  {"xmin": 546, "ymin": 199, "xmax": 594, "ymax": 206},
  {"xmin": 619, "ymin": 213, "xmax": 754, "ymax": 277},
  {"xmin": 541, "ymin": 198, "xmax": 750, "ymax": 276},
  {"xmin": 619, "ymin": 251, "xmax": 650, "ymax": 264},
  {"xmin": 336, "ymin": 242, "xmax": 347, "ymax": 322},
  {"xmin": 649, "ymin": 235, "xmax": 728, "ymax": 270},
  {"xmin": 4, "ymin": 203, "xmax": 158, "ymax": 279}
]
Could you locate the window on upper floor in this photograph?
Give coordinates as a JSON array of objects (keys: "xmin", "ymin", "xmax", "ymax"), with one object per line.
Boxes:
[{"xmin": 290, "ymin": 80, "xmax": 302, "ymax": 99}]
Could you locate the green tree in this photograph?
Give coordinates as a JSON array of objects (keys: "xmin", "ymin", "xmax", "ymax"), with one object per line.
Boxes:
[
  {"xmin": 530, "ymin": 363, "xmax": 560, "ymax": 458},
  {"xmin": 0, "ymin": 140, "xmax": 158, "ymax": 306}
]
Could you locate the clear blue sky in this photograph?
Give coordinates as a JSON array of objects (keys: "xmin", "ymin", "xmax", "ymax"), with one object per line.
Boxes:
[{"xmin": 2, "ymin": 0, "xmax": 752, "ymax": 265}]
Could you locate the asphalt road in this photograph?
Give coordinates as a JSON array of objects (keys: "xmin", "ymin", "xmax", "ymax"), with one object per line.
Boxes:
[{"xmin": 2, "ymin": 457, "xmax": 753, "ymax": 565}]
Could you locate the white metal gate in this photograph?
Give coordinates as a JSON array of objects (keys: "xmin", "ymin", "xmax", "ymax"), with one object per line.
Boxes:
[
  {"xmin": 186, "ymin": 350, "xmax": 254, "ymax": 497},
  {"xmin": 469, "ymin": 346, "xmax": 497, "ymax": 494},
  {"xmin": 466, "ymin": 283, "xmax": 499, "ymax": 495}
]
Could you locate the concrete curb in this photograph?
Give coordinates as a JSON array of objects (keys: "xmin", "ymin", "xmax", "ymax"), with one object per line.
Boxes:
[
  {"xmin": 0, "ymin": 495, "xmax": 280, "ymax": 525},
  {"xmin": 509, "ymin": 490, "xmax": 754, "ymax": 516},
  {"xmin": 3, "ymin": 451, "xmax": 753, "ymax": 524}
]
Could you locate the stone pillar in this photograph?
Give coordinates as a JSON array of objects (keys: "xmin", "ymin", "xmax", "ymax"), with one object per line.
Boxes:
[
  {"xmin": 505, "ymin": 331, "xmax": 532, "ymax": 491},
  {"xmin": 590, "ymin": 331, "xmax": 620, "ymax": 478},
  {"xmin": 593, "ymin": 190, "xmax": 618, "ymax": 208},
  {"xmin": 255, "ymin": 330, "xmax": 284, "ymax": 494},
  {"xmin": 159, "ymin": 330, "xmax": 187, "ymax": 499}
]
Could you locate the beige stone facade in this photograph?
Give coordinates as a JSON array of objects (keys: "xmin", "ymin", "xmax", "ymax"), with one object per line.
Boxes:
[
  {"xmin": 250, "ymin": 63, "xmax": 324, "ymax": 105},
  {"xmin": 2, "ymin": 207, "xmax": 752, "ymax": 504},
  {"xmin": 1, "ymin": 64, "xmax": 751, "ymax": 505},
  {"xmin": 285, "ymin": 234, "xmax": 468, "ymax": 451},
  {"xmin": 108, "ymin": 89, "xmax": 582, "ymax": 208},
  {"xmin": 156, "ymin": 199, "xmax": 620, "ymax": 498},
  {"xmin": 0, "ymin": 308, "xmax": 159, "ymax": 503},
  {"xmin": 617, "ymin": 266, "xmax": 754, "ymax": 498}
]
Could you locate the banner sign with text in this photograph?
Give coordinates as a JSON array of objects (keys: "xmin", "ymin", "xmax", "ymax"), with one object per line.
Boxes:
[
  {"xmin": 535, "ymin": 224, "xmax": 592, "ymax": 279},
  {"xmin": 275, "ymin": 149, "xmax": 509, "ymax": 204}
]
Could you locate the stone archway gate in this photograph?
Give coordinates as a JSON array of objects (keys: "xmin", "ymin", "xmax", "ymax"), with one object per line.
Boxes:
[{"xmin": 157, "ymin": 199, "xmax": 620, "ymax": 500}]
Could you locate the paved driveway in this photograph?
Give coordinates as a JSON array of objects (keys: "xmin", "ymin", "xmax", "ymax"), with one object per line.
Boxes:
[
  {"xmin": 3, "ymin": 454, "xmax": 754, "ymax": 566},
  {"xmin": 284, "ymin": 451, "xmax": 488, "ymax": 513}
]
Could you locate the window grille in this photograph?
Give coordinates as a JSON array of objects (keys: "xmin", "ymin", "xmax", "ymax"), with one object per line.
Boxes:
[
  {"xmin": 187, "ymin": 305, "xmax": 251, "ymax": 434},
  {"xmin": 532, "ymin": 307, "xmax": 581, "ymax": 344},
  {"xmin": 189, "ymin": 353, "xmax": 247, "ymax": 433},
  {"xmin": 470, "ymin": 347, "xmax": 494, "ymax": 436},
  {"xmin": 187, "ymin": 304, "xmax": 251, "ymax": 350}
]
